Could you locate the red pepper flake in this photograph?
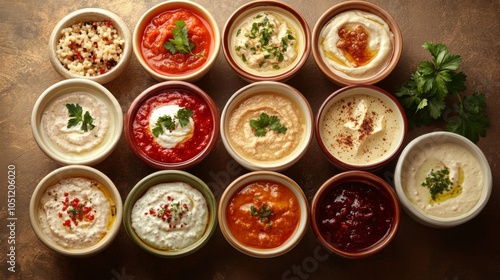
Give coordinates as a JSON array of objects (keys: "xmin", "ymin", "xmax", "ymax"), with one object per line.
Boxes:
[
  {"xmin": 106, "ymin": 21, "xmax": 112, "ymax": 27},
  {"xmin": 63, "ymin": 219, "xmax": 71, "ymax": 227},
  {"xmin": 100, "ymin": 68, "xmax": 106, "ymax": 75}
]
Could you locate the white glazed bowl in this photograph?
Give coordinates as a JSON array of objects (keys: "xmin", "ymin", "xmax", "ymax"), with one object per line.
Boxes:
[
  {"xmin": 31, "ymin": 79, "xmax": 123, "ymax": 166},
  {"xmin": 49, "ymin": 8, "xmax": 132, "ymax": 84},
  {"xmin": 394, "ymin": 131, "xmax": 492, "ymax": 228},
  {"xmin": 218, "ymin": 171, "xmax": 309, "ymax": 258},
  {"xmin": 29, "ymin": 165, "xmax": 123, "ymax": 257},
  {"xmin": 220, "ymin": 81, "xmax": 313, "ymax": 171}
]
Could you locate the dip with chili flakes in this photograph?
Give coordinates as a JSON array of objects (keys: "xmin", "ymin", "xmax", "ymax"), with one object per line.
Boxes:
[
  {"xmin": 319, "ymin": 10, "xmax": 393, "ymax": 80},
  {"xmin": 226, "ymin": 180, "xmax": 300, "ymax": 249},
  {"xmin": 38, "ymin": 177, "xmax": 115, "ymax": 249},
  {"xmin": 131, "ymin": 182, "xmax": 209, "ymax": 250}
]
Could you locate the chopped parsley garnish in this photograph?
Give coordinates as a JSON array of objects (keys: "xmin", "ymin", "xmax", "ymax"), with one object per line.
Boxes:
[
  {"xmin": 65, "ymin": 103, "xmax": 95, "ymax": 132},
  {"xmin": 152, "ymin": 108, "xmax": 193, "ymax": 137},
  {"xmin": 249, "ymin": 112, "xmax": 287, "ymax": 137},
  {"xmin": 421, "ymin": 167, "xmax": 454, "ymax": 201},
  {"xmin": 163, "ymin": 20, "xmax": 205, "ymax": 58},
  {"xmin": 250, "ymin": 204, "xmax": 273, "ymax": 223}
]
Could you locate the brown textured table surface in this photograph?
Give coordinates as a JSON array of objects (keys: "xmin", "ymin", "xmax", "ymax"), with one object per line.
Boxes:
[{"xmin": 1, "ymin": 0, "xmax": 499, "ymax": 279}]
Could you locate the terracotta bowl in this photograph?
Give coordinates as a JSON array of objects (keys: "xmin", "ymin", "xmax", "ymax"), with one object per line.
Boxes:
[
  {"xmin": 222, "ymin": 0, "xmax": 311, "ymax": 82},
  {"xmin": 311, "ymin": 171, "xmax": 400, "ymax": 259},
  {"xmin": 312, "ymin": 1, "xmax": 402, "ymax": 86},
  {"xmin": 49, "ymin": 8, "xmax": 132, "ymax": 84}
]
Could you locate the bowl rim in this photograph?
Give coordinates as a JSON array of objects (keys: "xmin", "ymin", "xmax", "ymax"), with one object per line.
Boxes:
[
  {"xmin": 310, "ymin": 170, "xmax": 400, "ymax": 258},
  {"xmin": 124, "ymin": 81, "xmax": 219, "ymax": 170},
  {"xmin": 220, "ymin": 81, "xmax": 314, "ymax": 171},
  {"xmin": 31, "ymin": 78, "xmax": 123, "ymax": 166},
  {"xmin": 221, "ymin": 0, "xmax": 311, "ymax": 82},
  {"xmin": 218, "ymin": 170, "xmax": 309, "ymax": 258},
  {"xmin": 122, "ymin": 170, "xmax": 217, "ymax": 258},
  {"xmin": 132, "ymin": 0, "xmax": 221, "ymax": 82},
  {"xmin": 394, "ymin": 131, "xmax": 493, "ymax": 228},
  {"xmin": 48, "ymin": 7, "xmax": 132, "ymax": 84},
  {"xmin": 311, "ymin": 1, "xmax": 402, "ymax": 86},
  {"xmin": 29, "ymin": 165, "xmax": 123, "ymax": 257},
  {"xmin": 315, "ymin": 84, "xmax": 407, "ymax": 170}
]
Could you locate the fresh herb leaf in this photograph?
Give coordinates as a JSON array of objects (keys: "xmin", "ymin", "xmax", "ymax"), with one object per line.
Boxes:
[
  {"xmin": 421, "ymin": 167, "xmax": 453, "ymax": 201},
  {"xmin": 176, "ymin": 108, "xmax": 193, "ymax": 127},
  {"xmin": 446, "ymin": 93, "xmax": 490, "ymax": 143},
  {"xmin": 163, "ymin": 20, "xmax": 205, "ymax": 58},
  {"xmin": 249, "ymin": 112, "xmax": 287, "ymax": 137},
  {"xmin": 250, "ymin": 204, "xmax": 273, "ymax": 223},
  {"xmin": 151, "ymin": 108, "xmax": 193, "ymax": 137},
  {"xmin": 65, "ymin": 103, "xmax": 95, "ymax": 132}
]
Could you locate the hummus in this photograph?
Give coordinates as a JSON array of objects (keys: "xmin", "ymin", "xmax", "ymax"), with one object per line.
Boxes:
[
  {"xmin": 320, "ymin": 93, "xmax": 402, "ymax": 165},
  {"xmin": 319, "ymin": 10, "xmax": 393, "ymax": 80},
  {"xmin": 131, "ymin": 182, "xmax": 208, "ymax": 250},
  {"xmin": 401, "ymin": 142, "xmax": 483, "ymax": 218},
  {"xmin": 228, "ymin": 92, "xmax": 305, "ymax": 162},
  {"xmin": 38, "ymin": 177, "xmax": 115, "ymax": 249},
  {"xmin": 42, "ymin": 92, "xmax": 109, "ymax": 153},
  {"xmin": 232, "ymin": 11, "xmax": 299, "ymax": 73},
  {"xmin": 149, "ymin": 105, "xmax": 194, "ymax": 148}
]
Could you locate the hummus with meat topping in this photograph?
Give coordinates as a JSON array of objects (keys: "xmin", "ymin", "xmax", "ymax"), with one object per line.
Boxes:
[{"xmin": 319, "ymin": 10, "xmax": 393, "ymax": 80}]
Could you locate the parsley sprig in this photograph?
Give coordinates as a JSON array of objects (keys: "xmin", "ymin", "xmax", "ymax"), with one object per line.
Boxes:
[
  {"xmin": 152, "ymin": 108, "xmax": 193, "ymax": 137},
  {"xmin": 65, "ymin": 103, "xmax": 95, "ymax": 132},
  {"xmin": 250, "ymin": 204, "xmax": 273, "ymax": 223},
  {"xmin": 395, "ymin": 42, "xmax": 490, "ymax": 143},
  {"xmin": 421, "ymin": 167, "xmax": 454, "ymax": 201},
  {"xmin": 249, "ymin": 112, "xmax": 287, "ymax": 137},
  {"xmin": 163, "ymin": 20, "xmax": 205, "ymax": 58}
]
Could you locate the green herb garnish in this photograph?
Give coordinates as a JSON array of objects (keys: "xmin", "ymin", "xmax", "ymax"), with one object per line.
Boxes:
[
  {"xmin": 395, "ymin": 42, "xmax": 490, "ymax": 143},
  {"xmin": 152, "ymin": 108, "xmax": 193, "ymax": 137},
  {"xmin": 250, "ymin": 204, "xmax": 273, "ymax": 223},
  {"xmin": 421, "ymin": 167, "xmax": 454, "ymax": 201},
  {"xmin": 249, "ymin": 112, "xmax": 287, "ymax": 137},
  {"xmin": 163, "ymin": 20, "xmax": 205, "ymax": 58},
  {"xmin": 65, "ymin": 103, "xmax": 95, "ymax": 132}
]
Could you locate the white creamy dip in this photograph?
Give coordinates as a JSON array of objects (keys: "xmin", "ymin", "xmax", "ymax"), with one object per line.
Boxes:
[
  {"xmin": 232, "ymin": 11, "xmax": 298, "ymax": 72},
  {"xmin": 131, "ymin": 182, "xmax": 209, "ymax": 250},
  {"xmin": 38, "ymin": 177, "xmax": 113, "ymax": 249},
  {"xmin": 320, "ymin": 93, "xmax": 402, "ymax": 165},
  {"xmin": 42, "ymin": 92, "xmax": 109, "ymax": 153},
  {"xmin": 402, "ymin": 142, "xmax": 483, "ymax": 218},
  {"xmin": 149, "ymin": 105, "xmax": 194, "ymax": 148},
  {"xmin": 320, "ymin": 10, "xmax": 393, "ymax": 80}
]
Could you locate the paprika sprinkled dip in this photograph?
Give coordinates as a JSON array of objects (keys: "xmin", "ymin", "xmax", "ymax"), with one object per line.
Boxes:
[{"xmin": 311, "ymin": 171, "xmax": 400, "ymax": 259}]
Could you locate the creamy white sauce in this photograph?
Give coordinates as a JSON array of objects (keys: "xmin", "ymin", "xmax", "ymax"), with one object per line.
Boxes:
[
  {"xmin": 402, "ymin": 142, "xmax": 483, "ymax": 218},
  {"xmin": 38, "ymin": 177, "xmax": 113, "ymax": 249},
  {"xmin": 42, "ymin": 92, "xmax": 109, "ymax": 153},
  {"xmin": 131, "ymin": 182, "xmax": 208, "ymax": 250},
  {"xmin": 149, "ymin": 105, "xmax": 194, "ymax": 148}
]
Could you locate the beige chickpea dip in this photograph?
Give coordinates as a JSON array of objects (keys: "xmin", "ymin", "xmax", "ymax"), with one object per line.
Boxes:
[
  {"xmin": 402, "ymin": 142, "xmax": 483, "ymax": 218},
  {"xmin": 228, "ymin": 92, "xmax": 304, "ymax": 162},
  {"xmin": 131, "ymin": 182, "xmax": 208, "ymax": 250},
  {"xmin": 320, "ymin": 93, "xmax": 402, "ymax": 165},
  {"xmin": 320, "ymin": 10, "xmax": 393, "ymax": 80},
  {"xmin": 38, "ymin": 177, "xmax": 114, "ymax": 249},
  {"xmin": 149, "ymin": 105, "xmax": 194, "ymax": 148},
  {"xmin": 232, "ymin": 11, "xmax": 298, "ymax": 72},
  {"xmin": 42, "ymin": 92, "xmax": 109, "ymax": 153}
]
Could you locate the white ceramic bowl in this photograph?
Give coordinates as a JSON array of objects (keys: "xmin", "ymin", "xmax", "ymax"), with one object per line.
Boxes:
[
  {"xmin": 31, "ymin": 79, "xmax": 123, "ymax": 166},
  {"xmin": 218, "ymin": 171, "xmax": 309, "ymax": 258},
  {"xmin": 133, "ymin": 1, "xmax": 221, "ymax": 82},
  {"xmin": 29, "ymin": 165, "xmax": 123, "ymax": 257},
  {"xmin": 394, "ymin": 132, "xmax": 492, "ymax": 228},
  {"xmin": 220, "ymin": 81, "xmax": 313, "ymax": 171},
  {"xmin": 222, "ymin": 0, "xmax": 311, "ymax": 82},
  {"xmin": 49, "ymin": 8, "xmax": 132, "ymax": 84}
]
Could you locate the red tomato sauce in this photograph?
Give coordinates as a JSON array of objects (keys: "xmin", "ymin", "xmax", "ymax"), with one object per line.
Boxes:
[
  {"xmin": 132, "ymin": 90, "xmax": 213, "ymax": 163},
  {"xmin": 140, "ymin": 8, "xmax": 212, "ymax": 75},
  {"xmin": 226, "ymin": 181, "xmax": 300, "ymax": 249},
  {"xmin": 317, "ymin": 182, "xmax": 394, "ymax": 252}
]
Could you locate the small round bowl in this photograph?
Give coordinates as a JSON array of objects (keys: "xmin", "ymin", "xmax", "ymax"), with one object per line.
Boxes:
[
  {"xmin": 123, "ymin": 170, "xmax": 217, "ymax": 258},
  {"xmin": 312, "ymin": 1, "xmax": 402, "ymax": 86},
  {"xmin": 49, "ymin": 8, "xmax": 132, "ymax": 84},
  {"xmin": 311, "ymin": 171, "xmax": 400, "ymax": 259},
  {"xmin": 220, "ymin": 81, "xmax": 313, "ymax": 171},
  {"xmin": 218, "ymin": 171, "xmax": 309, "ymax": 258},
  {"xmin": 29, "ymin": 165, "xmax": 123, "ymax": 257},
  {"xmin": 394, "ymin": 132, "xmax": 492, "ymax": 228},
  {"xmin": 222, "ymin": 0, "xmax": 311, "ymax": 82},
  {"xmin": 31, "ymin": 78, "xmax": 123, "ymax": 166},
  {"xmin": 125, "ymin": 81, "xmax": 219, "ymax": 170},
  {"xmin": 315, "ymin": 85, "xmax": 407, "ymax": 171},
  {"xmin": 133, "ymin": 1, "xmax": 221, "ymax": 82}
]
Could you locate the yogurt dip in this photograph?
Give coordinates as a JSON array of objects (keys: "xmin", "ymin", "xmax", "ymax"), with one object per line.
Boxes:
[
  {"xmin": 401, "ymin": 142, "xmax": 483, "ymax": 218},
  {"xmin": 38, "ymin": 177, "xmax": 115, "ymax": 249},
  {"xmin": 320, "ymin": 92, "xmax": 402, "ymax": 165},
  {"xmin": 149, "ymin": 105, "xmax": 194, "ymax": 148},
  {"xmin": 319, "ymin": 10, "xmax": 393, "ymax": 80},
  {"xmin": 131, "ymin": 182, "xmax": 209, "ymax": 250},
  {"xmin": 42, "ymin": 92, "xmax": 109, "ymax": 153},
  {"xmin": 228, "ymin": 92, "xmax": 305, "ymax": 163}
]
